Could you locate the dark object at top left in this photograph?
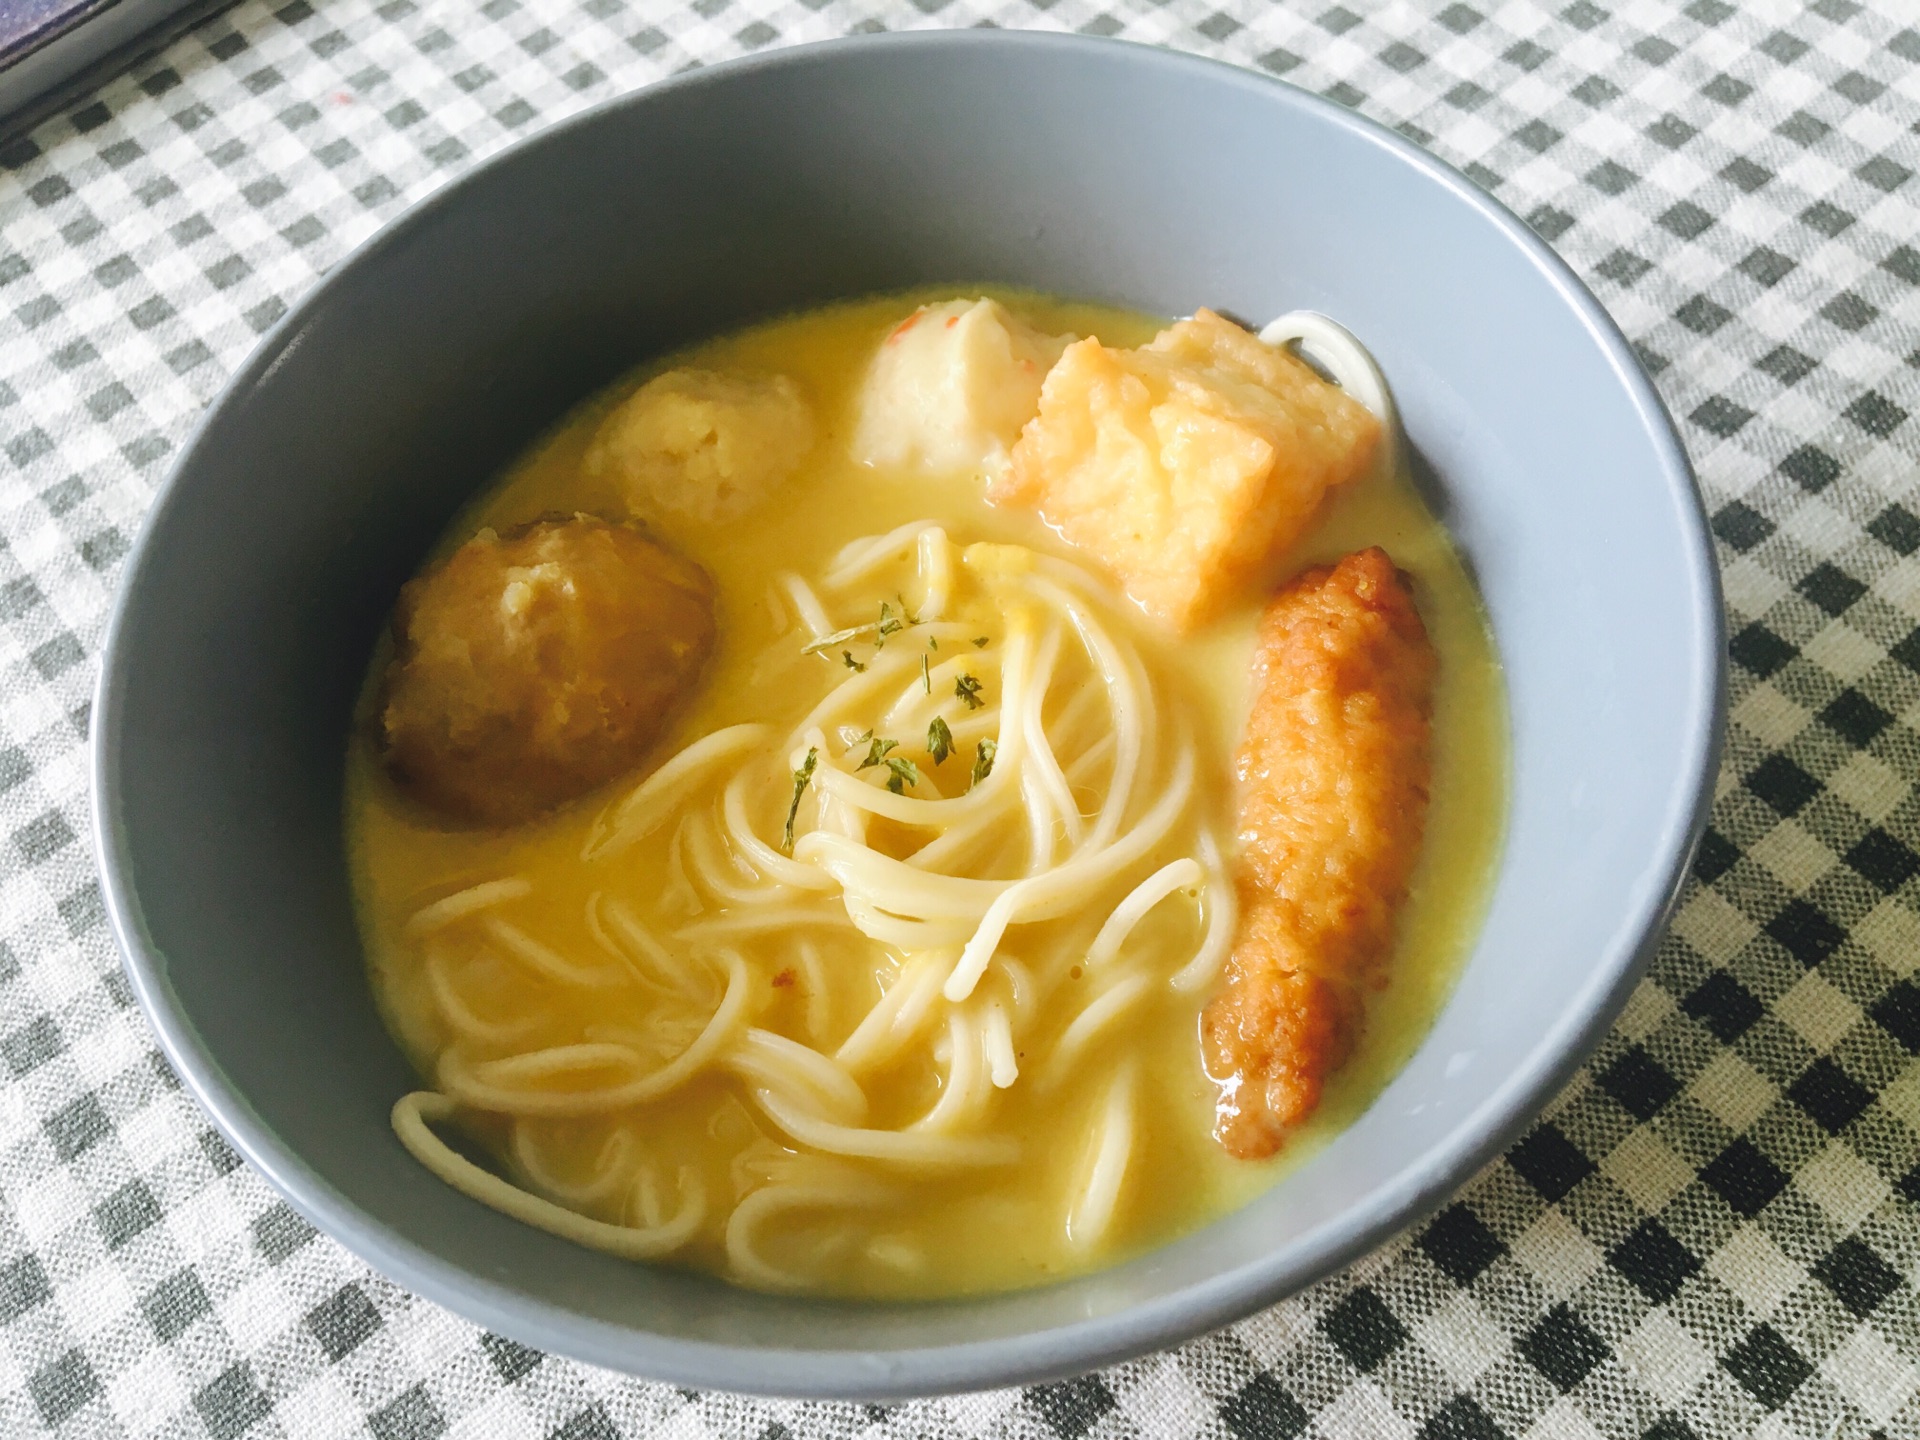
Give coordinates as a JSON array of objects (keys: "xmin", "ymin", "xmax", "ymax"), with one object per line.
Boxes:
[{"xmin": 0, "ymin": 0, "xmax": 241, "ymax": 143}]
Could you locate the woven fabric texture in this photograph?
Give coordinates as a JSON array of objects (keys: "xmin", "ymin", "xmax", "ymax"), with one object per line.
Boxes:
[{"xmin": 1, "ymin": 0, "xmax": 1917, "ymax": 1436}]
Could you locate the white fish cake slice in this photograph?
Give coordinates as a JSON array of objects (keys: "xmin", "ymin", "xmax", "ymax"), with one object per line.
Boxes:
[{"xmin": 852, "ymin": 298, "xmax": 1074, "ymax": 480}]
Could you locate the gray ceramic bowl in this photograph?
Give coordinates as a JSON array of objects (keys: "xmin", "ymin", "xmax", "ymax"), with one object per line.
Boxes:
[{"xmin": 92, "ymin": 31, "xmax": 1724, "ymax": 1398}]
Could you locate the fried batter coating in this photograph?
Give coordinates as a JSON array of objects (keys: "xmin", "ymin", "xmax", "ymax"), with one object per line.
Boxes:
[
  {"xmin": 380, "ymin": 516, "xmax": 716, "ymax": 825},
  {"xmin": 994, "ymin": 309, "xmax": 1381, "ymax": 631},
  {"xmin": 1202, "ymin": 547, "xmax": 1435, "ymax": 1159}
]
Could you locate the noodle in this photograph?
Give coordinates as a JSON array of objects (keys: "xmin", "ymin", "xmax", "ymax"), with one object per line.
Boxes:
[
  {"xmin": 983, "ymin": 1000, "xmax": 1019, "ymax": 1089},
  {"xmin": 727, "ymin": 1028, "xmax": 869, "ymax": 1125},
  {"xmin": 392, "ymin": 1093, "xmax": 705, "ymax": 1260},
  {"xmin": 795, "ymin": 939, "xmax": 831, "ymax": 1043},
  {"xmin": 511, "ymin": 1123, "xmax": 634, "ymax": 1205},
  {"xmin": 721, "ymin": 768, "xmax": 838, "ymax": 891},
  {"xmin": 916, "ymin": 526, "xmax": 954, "ymax": 620},
  {"xmin": 681, "ymin": 807, "xmax": 788, "ymax": 908},
  {"xmin": 945, "ymin": 746, "xmax": 1197, "ymax": 1002},
  {"xmin": 1087, "ymin": 859, "xmax": 1204, "ymax": 970},
  {"xmin": 1258, "ymin": 310, "xmax": 1400, "ymax": 477},
  {"xmin": 425, "ymin": 944, "xmax": 545, "ymax": 1047},
  {"xmin": 1019, "ymin": 628, "xmax": 1084, "ymax": 856},
  {"xmin": 673, "ymin": 905, "xmax": 847, "ymax": 941},
  {"xmin": 1066, "ymin": 1061, "xmax": 1136, "ymax": 1251},
  {"xmin": 483, "ymin": 917, "xmax": 623, "ymax": 990},
  {"xmin": 377, "ymin": 520, "xmax": 1217, "ymax": 1285},
  {"xmin": 825, "ymin": 519, "xmax": 939, "ymax": 590},
  {"xmin": 1038, "ymin": 973, "xmax": 1151, "ymax": 1092},
  {"xmin": 1170, "ymin": 829, "xmax": 1238, "ymax": 993},
  {"xmin": 795, "ymin": 833, "xmax": 1012, "ymax": 917},
  {"xmin": 725, "ymin": 1168, "xmax": 899, "ymax": 1289},
  {"xmin": 584, "ymin": 724, "xmax": 772, "ymax": 861},
  {"xmin": 438, "ymin": 951, "xmax": 750, "ymax": 1115},
  {"xmin": 750, "ymin": 1087, "xmax": 1018, "ymax": 1167},
  {"xmin": 835, "ymin": 951, "xmax": 954, "ymax": 1075},
  {"xmin": 836, "ymin": 893, "xmax": 976, "ymax": 950},
  {"xmin": 590, "ymin": 894, "xmax": 713, "ymax": 1001},
  {"xmin": 778, "ymin": 572, "xmax": 834, "ymax": 639},
  {"xmin": 661, "ymin": 817, "xmax": 702, "ymax": 918},
  {"xmin": 995, "ymin": 957, "xmax": 1038, "ymax": 1024},
  {"xmin": 911, "ymin": 1011, "xmax": 990, "ymax": 1132},
  {"xmin": 405, "ymin": 877, "xmax": 532, "ymax": 938}
]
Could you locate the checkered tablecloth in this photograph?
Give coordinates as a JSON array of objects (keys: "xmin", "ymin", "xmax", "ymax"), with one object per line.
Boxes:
[{"xmin": 2, "ymin": 0, "xmax": 1917, "ymax": 1434}]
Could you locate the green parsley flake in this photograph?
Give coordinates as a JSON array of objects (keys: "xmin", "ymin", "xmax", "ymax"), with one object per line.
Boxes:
[
  {"xmin": 885, "ymin": 755, "xmax": 921, "ymax": 795},
  {"xmin": 856, "ymin": 735, "xmax": 899, "ymax": 770},
  {"xmin": 970, "ymin": 738, "xmax": 997, "ymax": 791},
  {"xmin": 955, "ymin": 673, "xmax": 985, "ymax": 710},
  {"xmin": 841, "ymin": 650, "xmax": 866, "ymax": 672},
  {"xmin": 926, "ymin": 716, "xmax": 954, "ymax": 765},
  {"xmin": 783, "ymin": 747, "xmax": 818, "ymax": 852}
]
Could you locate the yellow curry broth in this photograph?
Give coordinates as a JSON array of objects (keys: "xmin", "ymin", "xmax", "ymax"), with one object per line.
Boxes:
[{"xmin": 346, "ymin": 289, "xmax": 1506, "ymax": 1297}]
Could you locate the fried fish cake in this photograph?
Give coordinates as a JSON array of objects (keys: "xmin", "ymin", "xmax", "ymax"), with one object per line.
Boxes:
[
  {"xmin": 852, "ymin": 297, "xmax": 1074, "ymax": 479},
  {"xmin": 1202, "ymin": 547, "xmax": 1435, "ymax": 1160},
  {"xmin": 380, "ymin": 515, "xmax": 716, "ymax": 825}
]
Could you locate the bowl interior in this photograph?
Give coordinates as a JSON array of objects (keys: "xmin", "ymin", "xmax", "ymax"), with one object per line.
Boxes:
[{"xmin": 96, "ymin": 33, "xmax": 1720, "ymax": 1397}]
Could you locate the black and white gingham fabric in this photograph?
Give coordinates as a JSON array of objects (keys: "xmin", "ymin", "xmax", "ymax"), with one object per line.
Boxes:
[{"xmin": 2, "ymin": 1, "xmax": 1917, "ymax": 1435}]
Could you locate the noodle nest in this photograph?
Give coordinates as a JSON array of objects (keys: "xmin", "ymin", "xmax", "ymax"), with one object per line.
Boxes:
[{"xmin": 392, "ymin": 524, "xmax": 1234, "ymax": 1289}]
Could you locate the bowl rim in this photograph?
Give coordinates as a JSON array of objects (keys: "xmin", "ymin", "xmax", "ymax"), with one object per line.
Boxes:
[{"xmin": 91, "ymin": 27, "xmax": 1728, "ymax": 1399}]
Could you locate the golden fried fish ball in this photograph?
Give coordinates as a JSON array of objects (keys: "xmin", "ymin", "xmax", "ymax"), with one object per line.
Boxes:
[
  {"xmin": 586, "ymin": 368, "xmax": 814, "ymax": 525},
  {"xmin": 1202, "ymin": 547, "xmax": 1435, "ymax": 1159},
  {"xmin": 379, "ymin": 516, "xmax": 716, "ymax": 825}
]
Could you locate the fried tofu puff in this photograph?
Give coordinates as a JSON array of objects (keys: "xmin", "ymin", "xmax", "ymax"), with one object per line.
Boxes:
[
  {"xmin": 379, "ymin": 516, "xmax": 716, "ymax": 826},
  {"xmin": 1203, "ymin": 548, "xmax": 1436, "ymax": 1160},
  {"xmin": 994, "ymin": 309, "xmax": 1380, "ymax": 631}
]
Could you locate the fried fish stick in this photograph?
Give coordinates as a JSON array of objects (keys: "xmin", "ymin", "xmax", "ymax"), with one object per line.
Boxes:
[{"xmin": 1202, "ymin": 547, "xmax": 1435, "ymax": 1159}]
